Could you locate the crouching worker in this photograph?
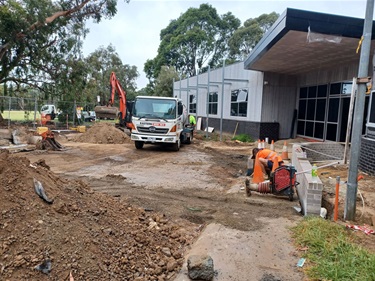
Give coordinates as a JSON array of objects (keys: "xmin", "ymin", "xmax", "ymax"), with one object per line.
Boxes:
[
  {"xmin": 189, "ymin": 114, "xmax": 196, "ymax": 128},
  {"xmin": 251, "ymin": 148, "xmax": 284, "ymax": 183}
]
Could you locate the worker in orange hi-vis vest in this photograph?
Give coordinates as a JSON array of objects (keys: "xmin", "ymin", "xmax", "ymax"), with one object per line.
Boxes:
[{"xmin": 251, "ymin": 148, "xmax": 284, "ymax": 183}]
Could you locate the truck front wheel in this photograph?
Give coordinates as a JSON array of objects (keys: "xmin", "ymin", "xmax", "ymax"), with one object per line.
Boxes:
[
  {"xmin": 135, "ymin": 141, "xmax": 144, "ymax": 149},
  {"xmin": 172, "ymin": 139, "xmax": 180, "ymax": 151}
]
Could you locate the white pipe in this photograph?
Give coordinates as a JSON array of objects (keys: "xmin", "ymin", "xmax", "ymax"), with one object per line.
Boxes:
[{"xmin": 295, "ymin": 161, "xmax": 341, "ymax": 175}]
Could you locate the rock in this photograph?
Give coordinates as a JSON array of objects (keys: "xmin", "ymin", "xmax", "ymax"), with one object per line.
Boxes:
[
  {"xmin": 166, "ymin": 258, "xmax": 177, "ymax": 271},
  {"xmin": 187, "ymin": 255, "xmax": 214, "ymax": 280},
  {"xmin": 161, "ymin": 247, "xmax": 171, "ymax": 257}
]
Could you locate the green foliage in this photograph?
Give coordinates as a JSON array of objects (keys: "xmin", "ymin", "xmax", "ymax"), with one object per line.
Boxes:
[
  {"xmin": 136, "ymin": 86, "xmax": 153, "ymax": 97},
  {"xmin": 84, "ymin": 45, "xmax": 139, "ymax": 104},
  {"xmin": 231, "ymin": 134, "xmax": 254, "ymax": 143},
  {"xmin": 0, "ymin": 0, "xmax": 129, "ymax": 93},
  {"xmin": 229, "ymin": 12, "xmax": 279, "ymax": 60},
  {"xmin": 291, "ymin": 217, "xmax": 375, "ymax": 281},
  {"xmin": 57, "ymin": 100, "xmax": 75, "ymax": 122},
  {"xmin": 152, "ymin": 66, "xmax": 179, "ymax": 97},
  {"xmin": 144, "ymin": 3, "xmax": 240, "ymax": 85}
]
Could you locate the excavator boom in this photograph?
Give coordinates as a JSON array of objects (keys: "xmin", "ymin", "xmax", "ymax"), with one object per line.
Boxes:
[{"xmin": 94, "ymin": 72, "xmax": 132, "ymax": 130}]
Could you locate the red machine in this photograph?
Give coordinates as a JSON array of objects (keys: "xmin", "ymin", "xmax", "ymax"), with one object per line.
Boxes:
[
  {"xmin": 94, "ymin": 72, "xmax": 133, "ymax": 130},
  {"xmin": 245, "ymin": 165, "xmax": 298, "ymax": 201}
]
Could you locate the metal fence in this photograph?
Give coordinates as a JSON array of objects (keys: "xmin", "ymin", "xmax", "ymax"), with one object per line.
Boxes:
[{"xmin": 0, "ymin": 96, "xmax": 97, "ymax": 128}]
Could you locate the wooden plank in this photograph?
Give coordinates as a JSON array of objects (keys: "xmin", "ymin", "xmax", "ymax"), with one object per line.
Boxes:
[
  {"xmin": 232, "ymin": 122, "xmax": 239, "ymax": 138},
  {"xmin": 196, "ymin": 117, "xmax": 202, "ymax": 131}
]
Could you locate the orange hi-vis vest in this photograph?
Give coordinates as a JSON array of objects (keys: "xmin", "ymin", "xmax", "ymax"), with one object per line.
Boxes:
[{"xmin": 252, "ymin": 149, "xmax": 282, "ymax": 184}]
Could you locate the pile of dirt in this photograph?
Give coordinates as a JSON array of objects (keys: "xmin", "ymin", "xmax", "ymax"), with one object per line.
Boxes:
[
  {"xmin": 0, "ymin": 149, "xmax": 200, "ymax": 280},
  {"xmin": 73, "ymin": 123, "xmax": 131, "ymax": 144}
]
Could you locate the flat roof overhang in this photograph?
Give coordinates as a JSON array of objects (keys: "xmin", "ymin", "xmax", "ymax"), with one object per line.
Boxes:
[{"xmin": 244, "ymin": 8, "xmax": 375, "ymax": 75}]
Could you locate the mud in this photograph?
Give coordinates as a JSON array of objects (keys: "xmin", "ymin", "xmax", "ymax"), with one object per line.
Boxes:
[{"xmin": 2, "ymin": 128, "xmax": 374, "ymax": 280}]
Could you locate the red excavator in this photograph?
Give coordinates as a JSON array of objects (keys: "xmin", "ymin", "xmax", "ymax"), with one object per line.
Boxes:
[{"xmin": 94, "ymin": 72, "xmax": 133, "ymax": 130}]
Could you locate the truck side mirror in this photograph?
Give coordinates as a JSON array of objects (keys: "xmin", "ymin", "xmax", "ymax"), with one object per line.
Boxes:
[{"xmin": 178, "ymin": 104, "xmax": 183, "ymax": 115}]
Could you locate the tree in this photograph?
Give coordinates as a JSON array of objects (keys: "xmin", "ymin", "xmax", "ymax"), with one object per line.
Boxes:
[
  {"xmin": 144, "ymin": 4, "xmax": 240, "ymax": 85},
  {"xmin": 0, "ymin": 0, "xmax": 130, "ymax": 92},
  {"xmin": 153, "ymin": 66, "xmax": 179, "ymax": 97},
  {"xmin": 229, "ymin": 12, "xmax": 279, "ymax": 60},
  {"xmin": 84, "ymin": 45, "xmax": 139, "ymax": 105}
]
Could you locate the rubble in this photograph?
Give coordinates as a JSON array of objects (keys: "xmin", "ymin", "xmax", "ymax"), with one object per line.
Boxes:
[
  {"xmin": 0, "ymin": 149, "xmax": 200, "ymax": 280},
  {"xmin": 187, "ymin": 255, "xmax": 214, "ymax": 280}
]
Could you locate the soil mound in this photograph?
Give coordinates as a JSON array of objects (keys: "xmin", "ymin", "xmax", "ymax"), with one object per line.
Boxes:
[
  {"xmin": 0, "ymin": 149, "xmax": 200, "ymax": 280},
  {"xmin": 73, "ymin": 122, "xmax": 131, "ymax": 144}
]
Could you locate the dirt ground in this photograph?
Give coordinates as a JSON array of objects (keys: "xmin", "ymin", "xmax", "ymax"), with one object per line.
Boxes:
[{"xmin": 1, "ymin": 123, "xmax": 375, "ymax": 280}]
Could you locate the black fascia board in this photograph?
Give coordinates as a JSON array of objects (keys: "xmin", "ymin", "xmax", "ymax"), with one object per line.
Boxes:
[{"xmin": 244, "ymin": 8, "xmax": 373, "ymax": 70}]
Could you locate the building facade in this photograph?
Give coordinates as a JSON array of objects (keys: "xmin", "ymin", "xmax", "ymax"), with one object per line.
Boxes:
[
  {"xmin": 173, "ymin": 8, "xmax": 375, "ymax": 174},
  {"xmin": 174, "ymin": 8, "xmax": 375, "ymax": 140}
]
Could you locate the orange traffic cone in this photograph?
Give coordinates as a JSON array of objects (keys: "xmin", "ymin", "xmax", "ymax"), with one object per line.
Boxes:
[
  {"xmin": 281, "ymin": 141, "xmax": 289, "ymax": 160},
  {"xmin": 270, "ymin": 140, "xmax": 275, "ymax": 151}
]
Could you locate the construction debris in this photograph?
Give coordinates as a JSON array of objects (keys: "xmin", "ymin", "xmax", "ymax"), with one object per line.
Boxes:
[
  {"xmin": 187, "ymin": 255, "xmax": 215, "ymax": 280},
  {"xmin": 33, "ymin": 178, "xmax": 54, "ymax": 204},
  {"xmin": 0, "ymin": 149, "xmax": 200, "ymax": 280}
]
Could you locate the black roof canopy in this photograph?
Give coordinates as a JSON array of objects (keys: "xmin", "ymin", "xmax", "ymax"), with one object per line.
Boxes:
[{"xmin": 244, "ymin": 8, "xmax": 375, "ymax": 75}]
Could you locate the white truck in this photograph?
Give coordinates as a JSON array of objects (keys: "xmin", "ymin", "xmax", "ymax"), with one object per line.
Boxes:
[
  {"xmin": 130, "ymin": 96, "xmax": 193, "ymax": 151},
  {"xmin": 41, "ymin": 104, "xmax": 57, "ymax": 119}
]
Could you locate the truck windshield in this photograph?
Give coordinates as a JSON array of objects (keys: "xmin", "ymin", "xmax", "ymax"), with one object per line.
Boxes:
[{"xmin": 133, "ymin": 99, "xmax": 176, "ymax": 119}]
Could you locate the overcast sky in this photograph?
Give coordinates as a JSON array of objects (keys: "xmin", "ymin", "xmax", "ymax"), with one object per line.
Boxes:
[{"xmin": 82, "ymin": 0, "xmax": 370, "ymax": 89}]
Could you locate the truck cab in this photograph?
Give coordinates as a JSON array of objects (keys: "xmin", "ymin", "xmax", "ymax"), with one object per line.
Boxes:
[
  {"xmin": 130, "ymin": 96, "xmax": 192, "ymax": 151},
  {"xmin": 41, "ymin": 104, "xmax": 57, "ymax": 119}
]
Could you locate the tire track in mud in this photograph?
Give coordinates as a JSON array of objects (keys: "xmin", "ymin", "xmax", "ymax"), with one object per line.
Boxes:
[{"xmin": 86, "ymin": 175, "xmax": 299, "ymax": 232}]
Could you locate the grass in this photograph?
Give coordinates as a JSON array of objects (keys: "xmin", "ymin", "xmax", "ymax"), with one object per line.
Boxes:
[
  {"xmin": 2, "ymin": 110, "xmax": 41, "ymax": 121},
  {"xmin": 291, "ymin": 217, "xmax": 375, "ymax": 281}
]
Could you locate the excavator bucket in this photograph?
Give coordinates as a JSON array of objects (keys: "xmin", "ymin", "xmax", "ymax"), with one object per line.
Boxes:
[
  {"xmin": 38, "ymin": 130, "xmax": 64, "ymax": 151},
  {"xmin": 94, "ymin": 106, "xmax": 119, "ymax": 120},
  {"xmin": 42, "ymin": 137, "xmax": 64, "ymax": 151}
]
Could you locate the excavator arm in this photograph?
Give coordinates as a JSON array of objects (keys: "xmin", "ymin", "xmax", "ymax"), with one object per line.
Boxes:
[
  {"xmin": 94, "ymin": 72, "xmax": 133, "ymax": 130},
  {"xmin": 109, "ymin": 72, "xmax": 127, "ymax": 121}
]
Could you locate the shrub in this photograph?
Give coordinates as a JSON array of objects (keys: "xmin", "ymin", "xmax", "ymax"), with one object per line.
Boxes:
[{"xmin": 232, "ymin": 134, "xmax": 254, "ymax": 143}]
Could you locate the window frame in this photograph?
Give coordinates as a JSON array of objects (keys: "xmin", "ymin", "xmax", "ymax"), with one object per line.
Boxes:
[{"xmin": 230, "ymin": 88, "xmax": 248, "ymax": 117}]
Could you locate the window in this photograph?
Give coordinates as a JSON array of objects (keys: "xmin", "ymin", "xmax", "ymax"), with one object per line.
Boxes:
[
  {"xmin": 133, "ymin": 98, "xmax": 176, "ymax": 119},
  {"xmin": 298, "ymin": 81, "xmax": 353, "ymax": 141},
  {"xmin": 208, "ymin": 92, "xmax": 218, "ymax": 115},
  {"xmin": 189, "ymin": 94, "xmax": 196, "ymax": 113},
  {"xmin": 230, "ymin": 89, "xmax": 248, "ymax": 117},
  {"xmin": 298, "ymin": 84, "xmax": 327, "ymax": 140}
]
